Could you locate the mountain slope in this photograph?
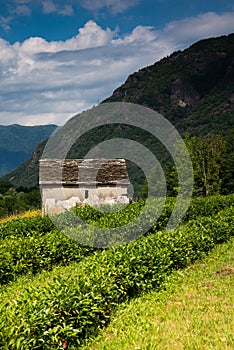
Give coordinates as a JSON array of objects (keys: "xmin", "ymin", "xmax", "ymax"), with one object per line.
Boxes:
[
  {"xmin": 0, "ymin": 124, "xmax": 57, "ymax": 177},
  {"xmin": 2, "ymin": 34, "xmax": 234, "ymax": 189},
  {"xmin": 104, "ymin": 33, "xmax": 234, "ymax": 136}
]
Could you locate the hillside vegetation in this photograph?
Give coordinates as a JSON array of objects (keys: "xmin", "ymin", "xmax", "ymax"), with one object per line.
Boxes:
[
  {"xmin": 82, "ymin": 237, "xmax": 234, "ymax": 350},
  {"xmin": 104, "ymin": 33, "xmax": 234, "ymax": 136},
  {"xmin": 2, "ymin": 34, "xmax": 233, "ymax": 194},
  {"xmin": 0, "ymin": 194, "xmax": 233, "ymax": 348}
]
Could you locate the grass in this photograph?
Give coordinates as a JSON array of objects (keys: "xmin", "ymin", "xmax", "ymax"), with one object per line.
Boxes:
[
  {"xmin": 0, "ymin": 209, "xmax": 41, "ymax": 224},
  {"xmin": 81, "ymin": 237, "xmax": 234, "ymax": 350}
]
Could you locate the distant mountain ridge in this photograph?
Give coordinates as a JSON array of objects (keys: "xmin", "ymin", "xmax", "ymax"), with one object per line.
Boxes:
[
  {"xmin": 2, "ymin": 33, "xmax": 234, "ymax": 189},
  {"xmin": 0, "ymin": 124, "xmax": 57, "ymax": 177}
]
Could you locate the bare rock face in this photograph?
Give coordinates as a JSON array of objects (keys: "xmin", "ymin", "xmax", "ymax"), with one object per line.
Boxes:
[{"xmin": 170, "ymin": 79, "xmax": 200, "ymax": 107}]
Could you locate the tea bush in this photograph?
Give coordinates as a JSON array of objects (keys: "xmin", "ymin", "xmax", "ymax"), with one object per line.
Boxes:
[
  {"xmin": 0, "ymin": 194, "xmax": 233, "ymax": 287},
  {"xmin": 55, "ymin": 194, "xmax": 234, "ymax": 231},
  {"xmin": 0, "ymin": 206, "xmax": 233, "ymax": 349},
  {"xmin": 0, "ymin": 214, "xmax": 54, "ymax": 239},
  {"xmin": 0, "ymin": 229, "xmax": 95, "ymax": 286}
]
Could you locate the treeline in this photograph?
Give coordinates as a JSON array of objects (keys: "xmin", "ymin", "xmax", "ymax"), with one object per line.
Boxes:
[
  {"xmin": 141, "ymin": 132, "xmax": 234, "ymax": 199},
  {"xmin": 0, "ymin": 181, "xmax": 40, "ymax": 218}
]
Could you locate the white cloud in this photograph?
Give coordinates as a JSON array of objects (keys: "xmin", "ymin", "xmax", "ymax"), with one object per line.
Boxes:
[
  {"xmin": 59, "ymin": 5, "xmax": 74, "ymax": 16},
  {"xmin": 80, "ymin": 0, "xmax": 141, "ymax": 14},
  {"xmin": 14, "ymin": 20, "xmax": 117, "ymax": 55},
  {"xmin": 14, "ymin": 0, "xmax": 32, "ymax": 4},
  {"xmin": 42, "ymin": 0, "xmax": 74, "ymax": 16},
  {"xmin": 0, "ymin": 1, "xmax": 31, "ymax": 32},
  {"xmin": 114, "ymin": 25, "xmax": 157, "ymax": 44},
  {"xmin": 42, "ymin": 0, "xmax": 57, "ymax": 14},
  {"xmin": 0, "ymin": 12, "xmax": 234, "ymax": 126},
  {"xmin": 10, "ymin": 4, "xmax": 31, "ymax": 16},
  {"xmin": 0, "ymin": 16, "xmax": 12, "ymax": 32},
  {"xmin": 162, "ymin": 12, "xmax": 234, "ymax": 46}
]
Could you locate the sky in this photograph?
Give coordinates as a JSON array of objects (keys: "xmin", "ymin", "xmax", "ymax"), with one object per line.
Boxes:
[{"xmin": 0, "ymin": 0, "xmax": 233, "ymax": 126}]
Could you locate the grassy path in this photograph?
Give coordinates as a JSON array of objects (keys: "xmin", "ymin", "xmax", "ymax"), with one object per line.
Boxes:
[{"xmin": 82, "ymin": 237, "xmax": 234, "ymax": 350}]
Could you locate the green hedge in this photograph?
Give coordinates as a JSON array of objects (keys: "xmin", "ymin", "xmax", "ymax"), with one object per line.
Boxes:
[
  {"xmin": 0, "ymin": 215, "xmax": 54, "ymax": 239},
  {"xmin": 0, "ymin": 230, "xmax": 94, "ymax": 286},
  {"xmin": 0, "ymin": 194, "xmax": 233, "ymax": 286},
  {"xmin": 0, "ymin": 206, "xmax": 233, "ymax": 349},
  {"xmin": 72, "ymin": 194, "xmax": 234, "ymax": 229},
  {"xmin": 184, "ymin": 194, "xmax": 234, "ymax": 220}
]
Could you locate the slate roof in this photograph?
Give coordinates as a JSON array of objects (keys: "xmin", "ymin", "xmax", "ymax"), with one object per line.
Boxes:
[{"xmin": 39, "ymin": 159, "xmax": 130, "ymax": 185}]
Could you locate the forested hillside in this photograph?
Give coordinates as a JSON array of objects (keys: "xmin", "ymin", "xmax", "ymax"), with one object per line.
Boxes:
[
  {"xmin": 104, "ymin": 33, "xmax": 234, "ymax": 136},
  {"xmin": 2, "ymin": 34, "xmax": 234, "ymax": 195}
]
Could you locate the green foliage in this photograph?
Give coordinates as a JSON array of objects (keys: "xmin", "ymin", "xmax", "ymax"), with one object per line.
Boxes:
[
  {"xmin": 177, "ymin": 133, "xmax": 225, "ymax": 196},
  {"xmin": 220, "ymin": 133, "xmax": 234, "ymax": 194},
  {"xmin": 0, "ymin": 180, "xmax": 12, "ymax": 194},
  {"xmin": 0, "ymin": 195, "xmax": 233, "ymax": 348},
  {"xmin": 0, "ymin": 186, "xmax": 41, "ymax": 219},
  {"xmin": 82, "ymin": 237, "xmax": 234, "ymax": 350},
  {"xmin": 184, "ymin": 194, "xmax": 234, "ymax": 219},
  {"xmin": 0, "ymin": 214, "xmax": 54, "ymax": 238},
  {"xmin": 0, "ymin": 229, "xmax": 94, "ymax": 286},
  {"xmin": 0, "ymin": 195, "xmax": 233, "ymax": 287}
]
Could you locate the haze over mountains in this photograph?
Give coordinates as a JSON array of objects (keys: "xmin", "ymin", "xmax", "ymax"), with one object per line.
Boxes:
[
  {"xmin": 1, "ymin": 33, "xmax": 234, "ymax": 190},
  {"xmin": 0, "ymin": 124, "xmax": 57, "ymax": 177}
]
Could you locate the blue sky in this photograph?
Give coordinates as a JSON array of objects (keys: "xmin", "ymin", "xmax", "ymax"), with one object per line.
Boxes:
[{"xmin": 0, "ymin": 0, "xmax": 233, "ymax": 125}]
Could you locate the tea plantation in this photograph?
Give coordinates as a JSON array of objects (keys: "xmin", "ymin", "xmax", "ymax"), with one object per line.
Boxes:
[{"xmin": 0, "ymin": 195, "xmax": 233, "ymax": 349}]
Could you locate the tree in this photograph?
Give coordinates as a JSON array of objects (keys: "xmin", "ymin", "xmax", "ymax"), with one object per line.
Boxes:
[
  {"xmin": 220, "ymin": 133, "xmax": 234, "ymax": 194},
  {"xmin": 184, "ymin": 133, "xmax": 225, "ymax": 196}
]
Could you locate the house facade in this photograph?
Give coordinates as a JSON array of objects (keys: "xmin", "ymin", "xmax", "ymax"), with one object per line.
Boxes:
[{"xmin": 39, "ymin": 158, "xmax": 130, "ymax": 215}]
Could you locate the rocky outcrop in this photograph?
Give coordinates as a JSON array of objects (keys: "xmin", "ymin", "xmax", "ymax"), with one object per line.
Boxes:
[{"xmin": 169, "ymin": 79, "xmax": 200, "ymax": 107}]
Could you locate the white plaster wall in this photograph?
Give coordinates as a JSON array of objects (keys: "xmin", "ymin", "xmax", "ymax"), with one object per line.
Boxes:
[{"xmin": 41, "ymin": 185, "xmax": 129, "ymax": 215}]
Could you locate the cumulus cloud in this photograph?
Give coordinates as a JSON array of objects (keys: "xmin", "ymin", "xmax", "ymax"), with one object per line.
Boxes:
[
  {"xmin": 114, "ymin": 25, "xmax": 157, "ymax": 44},
  {"xmin": 0, "ymin": 12, "xmax": 234, "ymax": 125},
  {"xmin": 14, "ymin": 21, "xmax": 117, "ymax": 55}
]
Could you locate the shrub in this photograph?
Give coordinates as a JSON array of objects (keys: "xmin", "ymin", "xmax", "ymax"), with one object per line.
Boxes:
[{"xmin": 0, "ymin": 206, "xmax": 233, "ymax": 349}]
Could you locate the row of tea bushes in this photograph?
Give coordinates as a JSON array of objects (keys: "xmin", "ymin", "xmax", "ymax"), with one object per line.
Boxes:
[
  {"xmin": 1, "ymin": 195, "xmax": 233, "ymax": 237},
  {"xmin": 54, "ymin": 194, "xmax": 234, "ymax": 231},
  {"xmin": 0, "ymin": 229, "xmax": 94, "ymax": 286},
  {"xmin": 0, "ymin": 206, "xmax": 233, "ymax": 349},
  {"xmin": 0, "ymin": 214, "xmax": 54, "ymax": 239},
  {"xmin": 184, "ymin": 193, "xmax": 234, "ymax": 220},
  {"xmin": 0, "ymin": 194, "xmax": 233, "ymax": 286}
]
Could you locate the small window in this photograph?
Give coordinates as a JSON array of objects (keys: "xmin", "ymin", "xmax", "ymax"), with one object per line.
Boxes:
[{"xmin": 85, "ymin": 190, "xmax": 89, "ymax": 199}]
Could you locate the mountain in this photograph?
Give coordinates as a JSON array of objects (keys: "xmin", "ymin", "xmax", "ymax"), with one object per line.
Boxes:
[
  {"xmin": 104, "ymin": 33, "xmax": 234, "ymax": 137},
  {"xmin": 0, "ymin": 124, "xmax": 57, "ymax": 177},
  {"xmin": 2, "ymin": 34, "xmax": 234, "ymax": 191}
]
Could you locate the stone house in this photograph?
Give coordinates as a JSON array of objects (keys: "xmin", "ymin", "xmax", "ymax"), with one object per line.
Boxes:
[{"xmin": 39, "ymin": 158, "xmax": 130, "ymax": 215}]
